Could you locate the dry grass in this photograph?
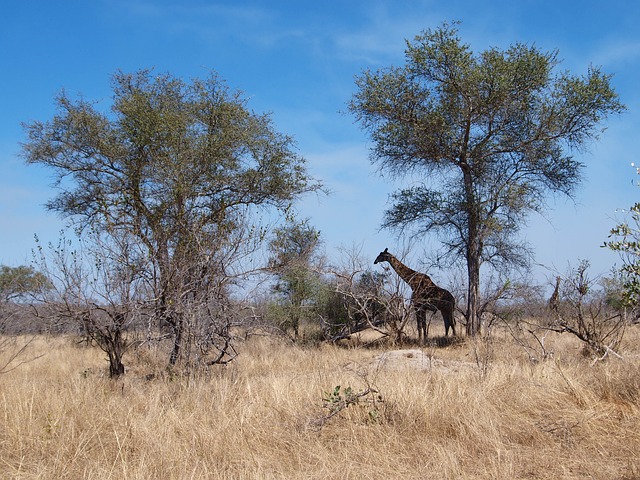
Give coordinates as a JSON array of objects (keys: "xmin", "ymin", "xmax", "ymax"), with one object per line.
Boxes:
[{"xmin": 2, "ymin": 325, "xmax": 640, "ymax": 479}]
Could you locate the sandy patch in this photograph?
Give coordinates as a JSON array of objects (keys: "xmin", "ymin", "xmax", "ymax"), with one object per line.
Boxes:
[{"xmin": 372, "ymin": 349, "xmax": 476, "ymax": 373}]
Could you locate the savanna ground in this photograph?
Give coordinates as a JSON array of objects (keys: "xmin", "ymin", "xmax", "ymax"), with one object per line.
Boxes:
[{"xmin": 2, "ymin": 321, "xmax": 640, "ymax": 479}]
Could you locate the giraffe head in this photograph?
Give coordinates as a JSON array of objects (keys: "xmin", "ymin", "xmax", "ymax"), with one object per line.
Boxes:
[{"xmin": 374, "ymin": 248, "xmax": 392, "ymax": 264}]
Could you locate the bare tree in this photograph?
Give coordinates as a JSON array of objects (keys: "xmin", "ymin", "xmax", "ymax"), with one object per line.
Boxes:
[
  {"xmin": 32, "ymin": 230, "xmax": 148, "ymax": 377},
  {"xmin": 321, "ymin": 246, "xmax": 411, "ymax": 345},
  {"xmin": 547, "ymin": 260, "xmax": 626, "ymax": 360}
]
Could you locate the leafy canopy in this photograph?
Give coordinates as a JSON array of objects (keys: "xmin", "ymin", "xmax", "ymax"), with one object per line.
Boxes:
[
  {"xmin": 605, "ymin": 201, "xmax": 640, "ymax": 308},
  {"xmin": 350, "ymin": 22, "xmax": 624, "ymax": 334},
  {"xmin": 268, "ymin": 219, "xmax": 322, "ymax": 301},
  {"xmin": 350, "ymin": 22, "xmax": 625, "ymax": 270},
  {"xmin": 22, "ymin": 70, "xmax": 320, "ymax": 258},
  {"xmin": 0, "ymin": 265, "xmax": 50, "ymax": 303}
]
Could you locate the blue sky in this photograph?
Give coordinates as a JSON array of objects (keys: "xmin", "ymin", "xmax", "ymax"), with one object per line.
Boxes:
[{"xmin": 1, "ymin": 0, "xmax": 639, "ymax": 288}]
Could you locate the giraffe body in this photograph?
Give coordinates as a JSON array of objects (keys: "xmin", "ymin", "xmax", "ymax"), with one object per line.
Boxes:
[
  {"xmin": 548, "ymin": 276, "xmax": 561, "ymax": 314},
  {"xmin": 374, "ymin": 248, "xmax": 456, "ymax": 342}
]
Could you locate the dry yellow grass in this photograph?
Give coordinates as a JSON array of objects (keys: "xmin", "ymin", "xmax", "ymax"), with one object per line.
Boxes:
[{"xmin": 2, "ymin": 326, "xmax": 640, "ymax": 479}]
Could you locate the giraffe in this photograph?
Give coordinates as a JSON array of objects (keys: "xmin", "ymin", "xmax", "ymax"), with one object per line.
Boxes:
[
  {"xmin": 374, "ymin": 248, "xmax": 456, "ymax": 343},
  {"xmin": 548, "ymin": 276, "xmax": 561, "ymax": 314}
]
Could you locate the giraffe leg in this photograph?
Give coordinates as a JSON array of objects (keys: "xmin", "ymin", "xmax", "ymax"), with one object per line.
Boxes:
[
  {"xmin": 448, "ymin": 314, "xmax": 457, "ymax": 336},
  {"xmin": 425, "ymin": 311, "xmax": 434, "ymax": 340},
  {"xmin": 418, "ymin": 310, "xmax": 427, "ymax": 345},
  {"xmin": 443, "ymin": 311, "xmax": 450, "ymax": 336},
  {"xmin": 416, "ymin": 310, "xmax": 426, "ymax": 344},
  {"xmin": 449, "ymin": 306, "xmax": 457, "ymax": 336},
  {"xmin": 442, "ymin": 299, "xmax": 456, "ymax": 336},
  {"xmin": 443, "ymin": 313, "xmax": 451, "ymax": 336}
]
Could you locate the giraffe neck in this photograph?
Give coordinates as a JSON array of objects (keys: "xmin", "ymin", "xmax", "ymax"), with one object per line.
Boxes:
[{"xmin": 387, "ymin": 255, "xmax": 425, "ymax": 290}]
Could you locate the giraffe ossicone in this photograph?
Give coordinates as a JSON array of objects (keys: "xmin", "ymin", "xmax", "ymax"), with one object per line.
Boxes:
[{"xmin": 374, "ymin": 248, "xmax": 456, "ymax": 342}]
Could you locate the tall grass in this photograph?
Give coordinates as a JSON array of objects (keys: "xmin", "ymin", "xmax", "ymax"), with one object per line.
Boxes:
[{"xmin": 1, "ymin": 328, "xmax": 640, "ymax": 479}]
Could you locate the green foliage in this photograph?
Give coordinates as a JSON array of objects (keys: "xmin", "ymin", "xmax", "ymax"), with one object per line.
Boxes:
[
  {"xmin": 313, "ymin": 268, "xmax": 391, "ymax": 341},
  {"xmin": 22, "ymin": 70, "xmax": 320, "ymax": 244},
  {"xmin": 0, "ymin": 265, "xmax": 50, "ymax": 303},
  {"xmin": 314, "ymin": 365, "xmax": 385, "ymax": 429},
  {"xmin": 600, "ymin": 274, "xmax": 627, "ymax": 312},
  {"xmin": 267, "ymin": 219, "xmax": 322, "ymax": 337},
  {"xmin": 313, "ymin": 283, "xmax": 350, "ymax": 335},
  {"xmin": 322, "ymin": 385, "xmax": 358, "ymax": 414},
  {"xmin": 320, "ymin": 383, "xmax": 383, "ymax": 424},
  {"xmin": 605, "ymin": 202, "xmax": 640, "ymax": 308},
  {"xmin": 349, "ymin": 21, "xmax": 625, "ymax": 334},
  {"xmin": 22, "ymin": 69, "xmax": 322, "ymax": 365}
]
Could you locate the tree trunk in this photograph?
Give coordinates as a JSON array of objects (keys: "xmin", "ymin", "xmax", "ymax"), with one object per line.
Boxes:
[
  {"xmin": 466, "ymin": 245, "xmax": 481, "ymax": 336},
  {"xmin": 156, "ymin": 239, "xmax": 184, "ymax": 366},
  {"xmin": 106, "ymin": 329, "xmax": 126, "ymax": 377},
  {"xmin": 169, "ymin": 316, "xmax": 183, "ymax": 365},
  {"xmin": 108, "ymin": 353, "xmax": 125, "ymax": 377},
  {"xmin": 461, "ymin": 156, "xmax": 482, "ymax": 336}
]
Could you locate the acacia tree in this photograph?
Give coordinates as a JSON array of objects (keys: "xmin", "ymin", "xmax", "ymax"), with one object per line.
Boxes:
[
  {"xmin": 267, "ymin": 219, "xmax": 322, "ymax": 338},
  {"xmin": 22, "ymin": 70, "xmax": 321, "ymax": 365},
  {"xmin": 0, "ymin": 265, "xmax": 49, "ymax": 374},
  {"xmin": 0, "ymin": 265, "xmax": 49, "ymax": 306},
  {"xmin": 0, "ymin": 264, "xmax": 49, "ymax": 330},
  {"xmin": 349, "ymin": 22, "xmax": 624, "ymax": 335}
]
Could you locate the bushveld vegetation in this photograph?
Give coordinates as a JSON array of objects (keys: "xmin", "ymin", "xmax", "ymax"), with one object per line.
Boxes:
[
  {"xmin": 1, "ymin": 322, "xmax": 640, "ymax": 479},
  {"xmin": 2, "ymin": 20, "xmax": 635, "ymax": 480}
]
